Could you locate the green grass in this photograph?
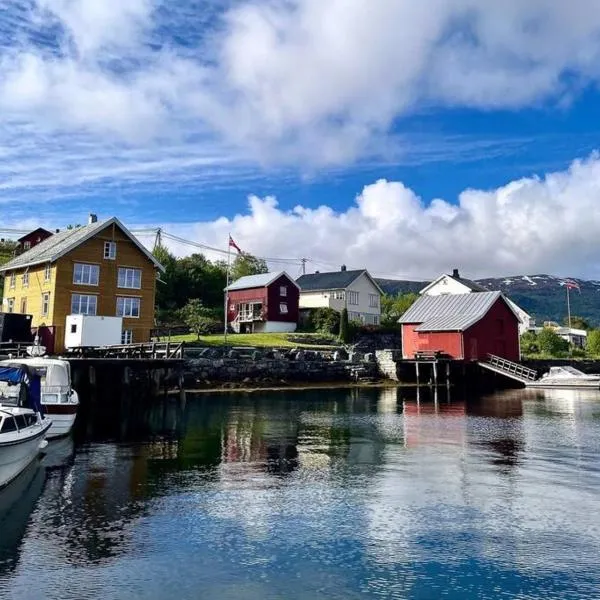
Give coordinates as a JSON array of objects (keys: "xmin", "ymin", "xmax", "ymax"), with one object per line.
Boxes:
[{"xmin": 166, "ymin": 332, "xmax": 338, "ymax": 349}]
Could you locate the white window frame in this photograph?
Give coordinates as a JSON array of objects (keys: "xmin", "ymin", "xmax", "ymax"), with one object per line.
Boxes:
[
  {"xmin": 71, "ymin": 294, "xmax": 97, "ymax": 316},
  {"xmin": 369, "ymin": 293, "xmax": 379, "ymax": 308},
  {"xmin": 73, "ymin": 263, "xmax": 100, "ymax": 286},
  {"xmin": 116, "ymin": 297, "xmax": 141, "ymax": 318},
  {"xmin": 9, "ymin": 273, "xmax": 15, "ymax": 289},
  {"xmin": 22, "ymin": 272, "xmax": 29, "ymax": 288},
  {"xmin": 280, "ymin": 286, "xmax": 287, "ymax": 297},
  {"xmin": 44, "ymin": 264, "xmax": 51, "ymax": 283},
  {"xmin": 121, "ymin": 329, "xmax": 133, "ymax": 345},
  {"xmin": 23, "ymin": 241, "xmax": 31, "ymax": 250},
  {"xmin": 332, "ymin": 291, "xmax": 345, "ymax": 300},
  {"xmin": 117, "ymin": 267, "xmax": 142, "ymax": 290},
  {"xmin": 348, "ymin": 291, "xmax": 359, "ymax": 305},
  {"xmin": 104, "ymin": 241, "xmax": 116, "ymax": 260},
  {"xmin": 280, "ymin": 302, "xmax": 288, "ymax": 314},
  {"xmin": 6, "ymin": 298, "xmax": 14, "ymax": 313},
  {"xmin": 41, "ymin": 292, "xmax": 50, "ymax": 317}
]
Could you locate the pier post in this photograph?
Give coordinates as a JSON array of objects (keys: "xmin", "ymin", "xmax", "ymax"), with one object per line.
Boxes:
[
  {"xmin": 432, "ymin": 362, "xmax": 438, "ymax": 387},
  {"xmin": 415, "ymin": 362, "xmax": 420, "ymax": 385},
  {"xmin": 446, "ymin": 362, "xmax": 451, "ymax": 387}
]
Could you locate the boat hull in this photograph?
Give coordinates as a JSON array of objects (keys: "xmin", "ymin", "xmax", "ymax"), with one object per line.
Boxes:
[
  {"xmin": 43, "ymin": 391, "xmax": 79, "ymax": 440},
  {"xmin": 0, "ymin": 420, "xmax": 52, "ymax": 488},
  {"xmin": 526, "ymin": 379, "xmax": 600, "ymax": 389}
]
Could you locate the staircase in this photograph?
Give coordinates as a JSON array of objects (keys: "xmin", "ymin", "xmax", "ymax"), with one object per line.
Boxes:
[{"xmin": 478, "ymin": 354, "xmax": 538, "ymax": 384}]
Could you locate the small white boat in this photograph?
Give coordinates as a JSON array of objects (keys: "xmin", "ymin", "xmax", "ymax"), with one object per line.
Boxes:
[
  {"xmin": 526, "ymin": 366, "xmax": 600, "ymax": 389},
  {"xmin": 0, "ymin": 358, "xmax": 79, "ymax": 439}
]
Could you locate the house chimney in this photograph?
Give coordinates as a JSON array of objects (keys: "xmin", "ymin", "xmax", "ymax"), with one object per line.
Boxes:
[
  {"xmin": 88, "ymin": 213, "xmax": 98, "ymax": 225},
  {"xmin": 315, "ymin": 270, "xmax": 320, "ymax": 274},
  {"xmin": 55, "ymin": 229, "xmax": 60, "ymax": 233},
  {"xmin": 452, "ymin": 268, "xmax": 460, "ymax": 278},
  {"xmin": 341, "ymin": 265, "xmax": 347, "ymax": 272}
]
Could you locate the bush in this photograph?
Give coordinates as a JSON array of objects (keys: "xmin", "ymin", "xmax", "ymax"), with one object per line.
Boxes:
[
  {"xmin": 537, "ymin": 327, "xmax": 570, "ymax": 356},
  {"xmin": 339, "ymin": 308, "xmax": 350, "ymax": 343},
  {"xmin": 309, "ymin": 307, "xmax": 340, "ymax": 334},
  {"xmin": 520, "ymin": 331, "xmax": 539, "ymax": 355},
  {"xmin": 587, "ymin": 329, "xmax": 600, "ymax": 356}
]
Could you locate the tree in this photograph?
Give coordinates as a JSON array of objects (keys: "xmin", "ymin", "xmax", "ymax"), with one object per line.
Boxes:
[
  {"xmin": 0, "ymin": 240, "xmax": 17, "ymax": 304},
  {"xmin": 564, "ymin": 315, "xmax": 591, "ymax": 330},
  {"xmin": 520, "ymin": 330, "xmax": 539, "ymax": 356},
  {"xmin": 229, "ymin": 253, "xmax": 268, "ymax": 281},
  {"xmin": 587, "ymin": 330, "xmax": 600, "ymax": 356},
  {"xmin": 310, "ymin": 307, "xmax": 340, "ymax": 334},
  {"xmin": 537, "ymin": 327, "xmax": 569, "ymax": 356},
  {"xmin": 339, "ymin": 308, "xmax": 350, "ymax": 343},
  {"xmin": 180, "ymin": 299, "xmax": 219, "ymax": 340},
  {"xmin": 381, "ymin": 292, "xmax": 419, "ymax": 327}
]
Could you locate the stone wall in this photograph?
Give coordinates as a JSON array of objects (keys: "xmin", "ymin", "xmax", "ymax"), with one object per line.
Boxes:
[{"xmin": 375, "ymin": 350, "xmax": 403, "ymax": 381}]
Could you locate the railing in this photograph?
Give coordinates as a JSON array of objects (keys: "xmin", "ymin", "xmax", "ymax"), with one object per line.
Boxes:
[
  {"xmin": 237, "ymin": 310, "xmax": 264, "ymax": 322},
  {"xmin": 485, "ymin": 354, "xmax": 537, "ymax": 381},
  {"xmin": 0, "ymin": 342, "xmax": 30, "ymax": 359},
  {"xmin": 66, "ymin": 342, "xmax": 184, "ymax": 360}
]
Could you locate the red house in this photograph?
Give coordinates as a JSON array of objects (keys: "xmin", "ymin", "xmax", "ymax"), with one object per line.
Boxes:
[
  {"xmin": 17, "ymin": 228, "xmax": 53, "ymax": 252},
  {"xmin": 226, "ymin": 271, "xmax": 300, "ymax": 333},
  {"xmin": 399, "ymin": 291, "xmax": 520, "ymax": 362}
]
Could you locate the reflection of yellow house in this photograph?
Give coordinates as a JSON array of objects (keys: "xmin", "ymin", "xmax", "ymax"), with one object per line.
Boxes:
[{"xmin": 0, "ymin": 216, "xmax": 164, "ymax": 352}]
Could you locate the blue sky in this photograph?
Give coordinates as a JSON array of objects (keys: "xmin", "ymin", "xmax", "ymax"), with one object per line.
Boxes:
[{"xmin": 3, "ymin": 0, "xmax": 600, "ymax": 279}]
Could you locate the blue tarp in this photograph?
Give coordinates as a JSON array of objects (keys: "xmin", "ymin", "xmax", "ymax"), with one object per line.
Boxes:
[{"xmin": 0, "ymin": 366, "xmax": 26, "ymax": 385}]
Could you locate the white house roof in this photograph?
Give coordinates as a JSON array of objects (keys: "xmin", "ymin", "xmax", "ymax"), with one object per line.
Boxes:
[
  {"xmin": 400, "ymin": 291, "xmax": 518, "ymax": 332},
  {"xmin": 0, "ymin": 217, "xmax": 164, "ymax": 272},
  {"xmin": 226, "ymin": 271, "xmax": 299, "ymax": 292}
]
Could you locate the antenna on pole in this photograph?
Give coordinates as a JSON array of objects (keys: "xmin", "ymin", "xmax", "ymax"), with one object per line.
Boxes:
[
  {"xmin": 153, "ymin": 228, "xmax": 163, "ymax": 251},
  {"xmin": 301, "ymin": 258, "xmax": 307, "ymax": 275}
]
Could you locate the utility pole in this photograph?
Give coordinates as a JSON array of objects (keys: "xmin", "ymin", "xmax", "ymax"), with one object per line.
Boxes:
[
  {"xmin": 301, "ymin": 258, "xmax": 307, "ymax": 275},
  {"xmin": 153, "ymin": 228, "xmax": 163, "ymax": 251}
]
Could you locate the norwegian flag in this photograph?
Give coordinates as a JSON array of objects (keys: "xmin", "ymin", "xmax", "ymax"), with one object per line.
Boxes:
[
  {"xmin": 561, "ymin": 279, "xmax": 581, "ymax": 293},
  {"xmin": 228, "ymin": 235, "xmax": 242, "ymax": 254}
]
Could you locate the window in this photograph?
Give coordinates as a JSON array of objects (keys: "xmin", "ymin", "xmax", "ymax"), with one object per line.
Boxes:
[
  {"xmin": 122, "ymin": 330, "xmax": 133, "ymax": 345},
  {"xmin": 41, "ymin": 293, "xmax": 50, "ymax": 317},
  {"xmin": 369, "ymin": 294, "xmax": 379, "ymax": 308},
  {"xmin": 20, "ymin": 298, "xmax": 27, "ymax": 314},
  {"xmin": 348, "ymin": 291, "xmax": 359, "ymax": 305},
  {"xmin": 117, "ymin": 297, "xmax": 140, "ymax": 318},
  {"xmin": 6, "ymin": 298, "xmax": 14, "ymax": 313},
  {"xmin": 104, "ymin": 241, "xmax": 116, "ymax": 260},
  {"xmin": 44, "ymin": 264, "xmax": 51, "ymax": 282},
  {"xmin": 71, "ymin": 294, "xmax": 97, "ymax": 315},
  {"xmin": 118, "ymin": 267, "xmax": 142, "ymax": 289},
  {"xmin": 23, "ymin": 241, "xmax": 31, "ymax": 250},
  {"xmin": 9, "ymin": 273, "xmax": 15, "ymax": 289},
  {"xmin": 280, "ymin": 303, "xmax": 288, "ymax": 314},
  {"xmin": 332, "ymin": 291, "xmax": 345, "ymax": 300},
  {"xmin": 280, "ymin": 286, "xmax": 287, "ymax": 297},
  {"xmin": 70, "ymin": 324, "xmax": 77, "ymax": 334},
  {"xmin": 22, "ymin": 272, "xmax": 29, "ymax": 288},
  {"xmin": 348, "ymin": 311, "xmax": 361, "ymax": 322},
  {"xmin": 0, "ymin": 417, "xmax": 17, "ymax": 433},
  {"xmin": 73, "ymin": 263, "xmax": 99, "ymax": 286}
]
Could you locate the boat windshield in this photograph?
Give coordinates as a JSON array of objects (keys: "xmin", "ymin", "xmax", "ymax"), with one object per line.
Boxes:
[{"xmin": 547, "ymin": 366, "xmax": 587, "ymax": 377}]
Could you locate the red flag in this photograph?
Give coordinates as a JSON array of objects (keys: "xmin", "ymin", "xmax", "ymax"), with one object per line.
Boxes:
[
  {"xmin": 228, "ymin": 235, "xmax": 242, "ymax": 254},
  {"xmin": 562, "ymin": 279, "xmax": 581, "ymax": 292}
]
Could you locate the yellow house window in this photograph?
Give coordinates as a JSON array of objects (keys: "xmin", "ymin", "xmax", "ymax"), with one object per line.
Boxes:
[
  {"xmin": 41, "ymin": 292, "xmax": 50, "ymax": 317},
  {"xmin": 20, "ymin": 298, "xmax": 27, "ymax": 313},
  {"xmin": 9, "ymin": 273, "xmax": 15, "ymax": 289},
  {"xmin": 6, "ymin": 298, "xmax": 14, "ymax": 313},
  {"xmin": 22, "ymin": 272, "xmax": 29, "ymax": 288},
  {"xmin": 44, "ymin": 264, "xmax": 51, "ymax": 282}
]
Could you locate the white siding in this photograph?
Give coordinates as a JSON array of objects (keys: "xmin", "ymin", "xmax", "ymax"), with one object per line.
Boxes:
[
  {"xmin": 256, "ymin": 321, "xmax": 297, "ymax": 333},
  {"xmin": 421, "ymin": 276, "xmax": 472, "ymax": 296}
]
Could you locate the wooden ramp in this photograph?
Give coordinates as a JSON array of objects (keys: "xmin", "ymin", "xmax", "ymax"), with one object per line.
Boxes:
[{"xmin": 478, "ymin": 354, "xmax": 538, "ymax": 385}]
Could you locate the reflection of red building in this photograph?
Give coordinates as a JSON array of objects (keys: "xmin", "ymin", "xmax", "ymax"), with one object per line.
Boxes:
[
  {"xmin": 399, "ymin": 291, "xmax": 520, "ymax": 362},
  {"xmin": 402, "ymin": 401, "xmax": 466, "ymax": 448}
]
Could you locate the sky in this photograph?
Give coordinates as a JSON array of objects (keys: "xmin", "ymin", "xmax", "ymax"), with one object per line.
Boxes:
[{"xmin": 3, "ymin": 0, "xmax": 600, "ymax": 279}]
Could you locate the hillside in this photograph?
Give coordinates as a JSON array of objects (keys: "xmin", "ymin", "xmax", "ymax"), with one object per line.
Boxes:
[{"xmin": 376, "ymin": 274, "xmax": 600, "ymax": 326}]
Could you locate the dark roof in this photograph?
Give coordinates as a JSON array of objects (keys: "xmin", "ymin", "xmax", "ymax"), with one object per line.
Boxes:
[
  {"xmin": 399, "ymin": 291, "xmax": 516, "ymax": 331},
  {"xmin": 452, "ymin": 275, "xmax": 489, "ymax": 292},
  {"xmin": 0, "ymin": 217, "xmax": 164, "ymax": 272},
  {"xmin": 17, "ymin": 228, "xmax": 52, "ymax": 243},
  {"xmin": 297, "ymin": 269, "xmax": 369, "ymax": 291}
]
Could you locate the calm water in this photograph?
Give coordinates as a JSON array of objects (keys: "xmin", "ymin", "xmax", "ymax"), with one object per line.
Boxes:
[{"xmin": 1, "ymin": 386, "xmax": 600, "ymax": 599}]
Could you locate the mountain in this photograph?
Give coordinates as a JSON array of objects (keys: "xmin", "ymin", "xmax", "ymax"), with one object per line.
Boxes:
[{"xmin": 375, "ymin": 274, "xmax": 600, "ymax": 326}]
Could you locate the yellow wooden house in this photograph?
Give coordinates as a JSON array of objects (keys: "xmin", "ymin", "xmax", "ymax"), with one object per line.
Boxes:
[{"xmin": 0, "ymin": 216, "xmax": 164, "ymax": 352}]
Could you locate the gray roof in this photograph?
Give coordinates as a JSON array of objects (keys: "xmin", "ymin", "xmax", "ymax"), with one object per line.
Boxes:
[
  {"xmin": 399, "ymin": 291, "xmax": 512, "ymax": 331},
  {"xmin": 226, "ymin": 271, "xmax": 299, "ymax": 291},
  {"xmin": 0, "ymin": 217, "xmax": 164, "ymax": 272},
  {"xmin": 296, "ymin": 269, "xmax": 383, "ymax": 294}
]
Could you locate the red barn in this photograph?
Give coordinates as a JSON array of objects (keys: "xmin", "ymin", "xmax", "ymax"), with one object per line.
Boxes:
[
  {"xmin": 399, "ymin": 291, "xmax": 520, "ymax": 362},
  {"xmin": 226, "ymin": 271, "xmax": 300, "ymax": 333}
]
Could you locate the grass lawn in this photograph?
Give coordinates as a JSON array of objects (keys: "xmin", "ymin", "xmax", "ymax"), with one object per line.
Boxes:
[{"xmin": 167, "ymin": 332, "xmax": 338, "ymax": 349}]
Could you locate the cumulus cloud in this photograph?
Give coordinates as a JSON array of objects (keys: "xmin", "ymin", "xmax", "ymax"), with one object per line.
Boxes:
[{"xmin": 163, "ymin": 154, "xmax": 600, "ymax": 280}]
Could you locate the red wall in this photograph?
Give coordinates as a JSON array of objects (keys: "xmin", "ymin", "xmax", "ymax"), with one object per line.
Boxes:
[
  {"xmin": 402, "ymin": 324, "xmax": 463, "ymax": 359},
  {"xmin": 463, "ymin": 298, "xmax": 519, "ymax": 362},
  {"xmin": 266, "ymin": 274, "xmax": 299, "ymax": 323},
  {"xmin": 227, "ymin": 288, "xmax": 267, "ymax": 322}
]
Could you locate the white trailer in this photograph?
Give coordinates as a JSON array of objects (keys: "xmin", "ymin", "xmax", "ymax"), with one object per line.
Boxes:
[{"xmin": 65, "ymin": 315, "xmax": 123, "ymax": 349}]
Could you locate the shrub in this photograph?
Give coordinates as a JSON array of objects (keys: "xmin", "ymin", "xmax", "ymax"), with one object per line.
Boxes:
[
  {"xmin": 309, "ymin": 307, "xmax": 340, "ymax": 334},
  {"xmin": 537, "ymin": 327, "xmax": 570, "ymax": 356}
]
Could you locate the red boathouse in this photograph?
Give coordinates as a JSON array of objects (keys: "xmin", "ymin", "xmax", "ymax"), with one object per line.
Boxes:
[
  {"xmin": 226, "ymin": 271, "xmax": 300, "ymax": 333},
  {"xmin": 399, "ymin": 291, "xmax": 520, "ymax": 362}
]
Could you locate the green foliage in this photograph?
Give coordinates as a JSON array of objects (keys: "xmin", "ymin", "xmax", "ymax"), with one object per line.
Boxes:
[
  {"xmin": 586, "ymin": 329, "xmax": 600, "ymax": 356},
  {"xmin": 229, "ymin": 253, "xmax": 269, "ymax": 281},
  {"xmin": 339, "ymin": 308, "xmax": 350, "ymax": 343},
  {"xmin": 309, "ymin": 307, "xmax": 340, "ymax": 334},
  {"xmin": 564, "ymin": 315, "xmax": 591, "ymax": 330},
  {"xmin": 0, "ymin": 240, "xmax": 17, "ymax": 302},
  {"xmin": 520, "ymin": 330, "xmax": 539, "ymax": 355},
  {"xmin": 180, "ymin": 299, "xmax": 220, "ymax": 340},
  {"xmin": 381, "ymin": 292, "xmax": 419, "ymax": 327},
  {"xmin": 537, "ymin": 327, "xmax": 570, "ymax": 356}
]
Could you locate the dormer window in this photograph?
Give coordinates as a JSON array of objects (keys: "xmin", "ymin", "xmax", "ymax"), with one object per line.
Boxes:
[
  {"xmin": 104, "ymin": 241, "xmax": 116, "ymax": 260},
  {"xmin": 23, "ymin": 241, "xmax": 31, "ymax": 250}
]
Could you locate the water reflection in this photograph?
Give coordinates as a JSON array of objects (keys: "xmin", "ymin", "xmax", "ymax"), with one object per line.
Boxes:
[{"xmin": 1, "ymin": 387, "xmax": 600, "ymax": 599}]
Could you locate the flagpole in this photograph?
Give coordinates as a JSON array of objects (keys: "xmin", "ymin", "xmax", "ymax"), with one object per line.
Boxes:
[
  {"xmin": 566, "ymin": 284, "xmax": 572, "ymax": 331},
  {"xmin": 224, "ymin": 234, "xmax": 231, "ymax": 345}
]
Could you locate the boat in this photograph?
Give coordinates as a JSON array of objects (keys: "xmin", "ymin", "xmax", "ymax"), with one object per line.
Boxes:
[
  {"xmin": 0, "ymin": 358, "xmax": 79, "ymax": 439},
  {"xmin": 0, "ymin": 365, "xmax": 52, "ymax": 488},
  {"xmin": 526, "ymin": 365, "xmax": 600, "ymax": 389}
]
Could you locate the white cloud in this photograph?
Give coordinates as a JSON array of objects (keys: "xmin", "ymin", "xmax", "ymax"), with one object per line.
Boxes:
[{"xmin": 162, "ymin": 154, "xmax": 600, "ymax": 280}]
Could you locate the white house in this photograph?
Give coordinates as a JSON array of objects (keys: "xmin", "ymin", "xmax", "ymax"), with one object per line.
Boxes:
[
  {"xmin": 296, "ymin": 266, "xmax": 383, "ymax": 325},
  {"xmin": 420, "ymin": 269, "xmax": 534, "ymax": 335}
]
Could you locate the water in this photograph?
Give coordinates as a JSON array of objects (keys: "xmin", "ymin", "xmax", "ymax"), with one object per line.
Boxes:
[{"xmin": 1, "ymin": 386, "xmax": 600, "ymax": 600}]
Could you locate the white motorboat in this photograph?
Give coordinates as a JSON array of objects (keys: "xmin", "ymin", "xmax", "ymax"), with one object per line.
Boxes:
[
  {"xmin": 526, "ymin": 365, "xmax": 600, "ymax": 389},
  {"xmin": 0, "ymin": 365, "xmax": 51, "ymax": 488},
  {"xmin": 0, "ymin": 358, "xmax": 79, "ymax": 439}
]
